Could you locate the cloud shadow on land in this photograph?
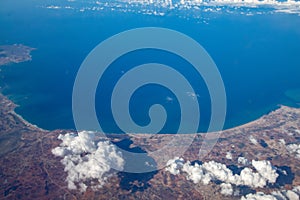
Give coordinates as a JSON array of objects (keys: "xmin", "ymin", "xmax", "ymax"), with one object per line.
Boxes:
[
  {"xmin": 112, "ymin": 138, "xmax": 158, "ymax": 193},
  {"xmin": 270, "ymin": 166, "xmax": 295, "ymax": 188}
]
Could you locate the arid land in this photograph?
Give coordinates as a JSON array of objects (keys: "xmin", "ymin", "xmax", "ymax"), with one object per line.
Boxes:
[
  {"xmin": 0, "ymin": 44, "xmax": 300, "ymax": 199},
  {"xmin": 1, "ymin": 91, "xmax": 300, "ymax": 199}
]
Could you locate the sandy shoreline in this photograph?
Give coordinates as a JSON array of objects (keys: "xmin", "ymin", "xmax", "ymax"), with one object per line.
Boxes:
[
  {"xmin": 1, "ymin": 80, "xmax": 300, "ymax": 200},
  {"xmin": 1, "ymin": 91, "xmax": 294, "ymax": 136}
]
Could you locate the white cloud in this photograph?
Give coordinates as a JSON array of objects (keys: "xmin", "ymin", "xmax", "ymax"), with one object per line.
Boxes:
[
  {"xmin": 165, "ymin": 158, "xmax": 278, "ymax": 189},
  {"xmin": 43, "ymin": 0, "xmax": 300, "ymax": 16},
  {"xmin": 282, "ymin": 190, "xmax": 299, "ymax": 200},
  {"xmin": 226, "ymin": 152, "xmax": 233, "ymax": 160},
  {"xmin": 166, "ymin": 96, "xmax": 174, "ymax": 102},
  {"xmin": 252, "ymin": 160, "xmax": 278, "ymax": 184},
  {"xmin": 238, "ymin": 157, "xmax": 249, "ymax": 166},
  {"xmin": 165, "ymin": 157, "xmax": 185, "ymax": 175},
  {"xmin": 294, "ymin": 186, "xmax": 300, "ymax": 194},
  {"xmin": 220, "ymin": 183, "xmax": 234, "ymax": 196},
  {"xmin": 201, "ymin": 161, "xmax": 235, "ymax": 184},
  {"xmin": 238, "ymin": 167, "xmax": 267, "ymax": 188},
  {"xmin": 249, "ymin": 135, "xmax": 258, "ymax": 145},
  {"xmin": 52, "ymin": 131, "xmax": 124, "ymax": 192},
  {"xmin": 242, "ymin": 185, "xmax": 300, "ymax": 200},
  {"xmin": 186, "ymin": 92, "xmax": 200, "ymax": 100},
  {"xmin": 241, "ymin": 192, "xmax": 277, "ymax": 200},
  {"xmin": 279, "ymin": 139, "xmax": 286, "ymax": 145},
  {"xmin": 46, "ymin": 5, "xmax": 61, "ymax": 9},
  {"xmin": 286, "ymin": 143, "xmax": 300, "ymax": 159},
  {"xmin": 182, "ymin": 161, "xmax": 212, "ymax": 184}
]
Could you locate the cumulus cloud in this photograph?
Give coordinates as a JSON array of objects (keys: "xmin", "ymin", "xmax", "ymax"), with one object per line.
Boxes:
[
  {"xmin": 238, "ymin": 167, "xmax": 268, "ymax": 188},
  {"xmin": 52, "ymin": 131, "xmax": 124, "ymax": 192},
  {"xmin": 220, "ymin": 183, "xmax": 234, "ymax": 196},
  {"xmin": 242, "ymin": 185, "xmax": 300, "ymax": 200},
  {"xmin": 226, "ymin": 152, "xmax": 233, "ymax": 160},
  {"xmin": 279, "ymin": 139, "xmax": 286, "ymax": 145},
  {"xmin": 249, "ymin": 135, "xmax": 258, "ymax": 145},
  {"xmin": 238, "ymin": 157, "xmax": 250, "ymax": 166},
  {"xmin": 286, "ymin": 143, "xmax": 300, "ymax": 159},
  {"xmin": 165, "ymin": 157, "xmax": 278, "ymax": 190},
  {"xmin": 241, "ymin": 192, "xmax": 277, "ymax": 200},
  {"xmin": 182, "ymin": 160, "xmax": 212, "ymax": 185},
  {"xmin": 252, "ymin": 160, "xmax": 278, "ymax": 184},
  {"xmin": 165, "ymin": 157, "xmax": 185, "ymax": 175}
]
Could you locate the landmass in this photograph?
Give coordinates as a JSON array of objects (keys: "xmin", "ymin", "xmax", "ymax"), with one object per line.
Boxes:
[
  {"xmin": 0, "ymin": 44, "xmax": 300, "ymax": 199},
  {"xmin": 0, "ymin": 44, "xmax": 35, "ymax": 66},
  {"xmin": 1, "ymin": 93, "xmax": 300, "ymax": 199}
]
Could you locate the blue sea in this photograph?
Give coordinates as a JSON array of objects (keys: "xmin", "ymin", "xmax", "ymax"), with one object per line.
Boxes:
[{"xmin": 0, "ymin": 0, "xmax": 300, "ymax": 133}]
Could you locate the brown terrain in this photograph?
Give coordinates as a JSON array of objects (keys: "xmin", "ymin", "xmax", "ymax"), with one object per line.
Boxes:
[
  {"xmin": 0, "ymin": 44, "xmax": 35, "ymax": 66},
  {"xmin": 0, "ymin": 44, "xmax": 300, "ymax": 199},
  {"xmin": 0, "ymin": 92, "xmax": 300, "ymax": 199}
]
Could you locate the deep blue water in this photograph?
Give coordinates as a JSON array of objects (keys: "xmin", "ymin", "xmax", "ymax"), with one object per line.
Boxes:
[{"xmin": 0, "ymin": 1, "xmax": 300, "ymax": 133}]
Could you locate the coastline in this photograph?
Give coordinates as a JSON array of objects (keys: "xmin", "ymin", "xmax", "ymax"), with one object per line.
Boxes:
[
  {"xmin": 0, "ymin": 44, "xmax": 298, "ymax": 135},
  {"xmin": 1, "ymin": 44, "xmax": 300, "ymax": 199},
  {"xmin": 1, "ymin": 79, "xmax": 300, "ymax": 199},
  {"xmin": 0, "ymin": 93, "xmax": 47, "ymax": 132},
  {"xmin": 0, "ymin": 90, "xmax": 298, "ymax": 136},
  {"xmin": 0, "ymin": 44, "xmax": 36, "ymax": 66},
  {"xmin": 9, "ymin": 109, "xmax": 47, "ymax": 132}
]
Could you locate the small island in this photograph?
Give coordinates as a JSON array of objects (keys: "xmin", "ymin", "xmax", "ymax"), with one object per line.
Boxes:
[{"xmin": 0, "ymin": 44, "xmax": 35, "ymax": 66}]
